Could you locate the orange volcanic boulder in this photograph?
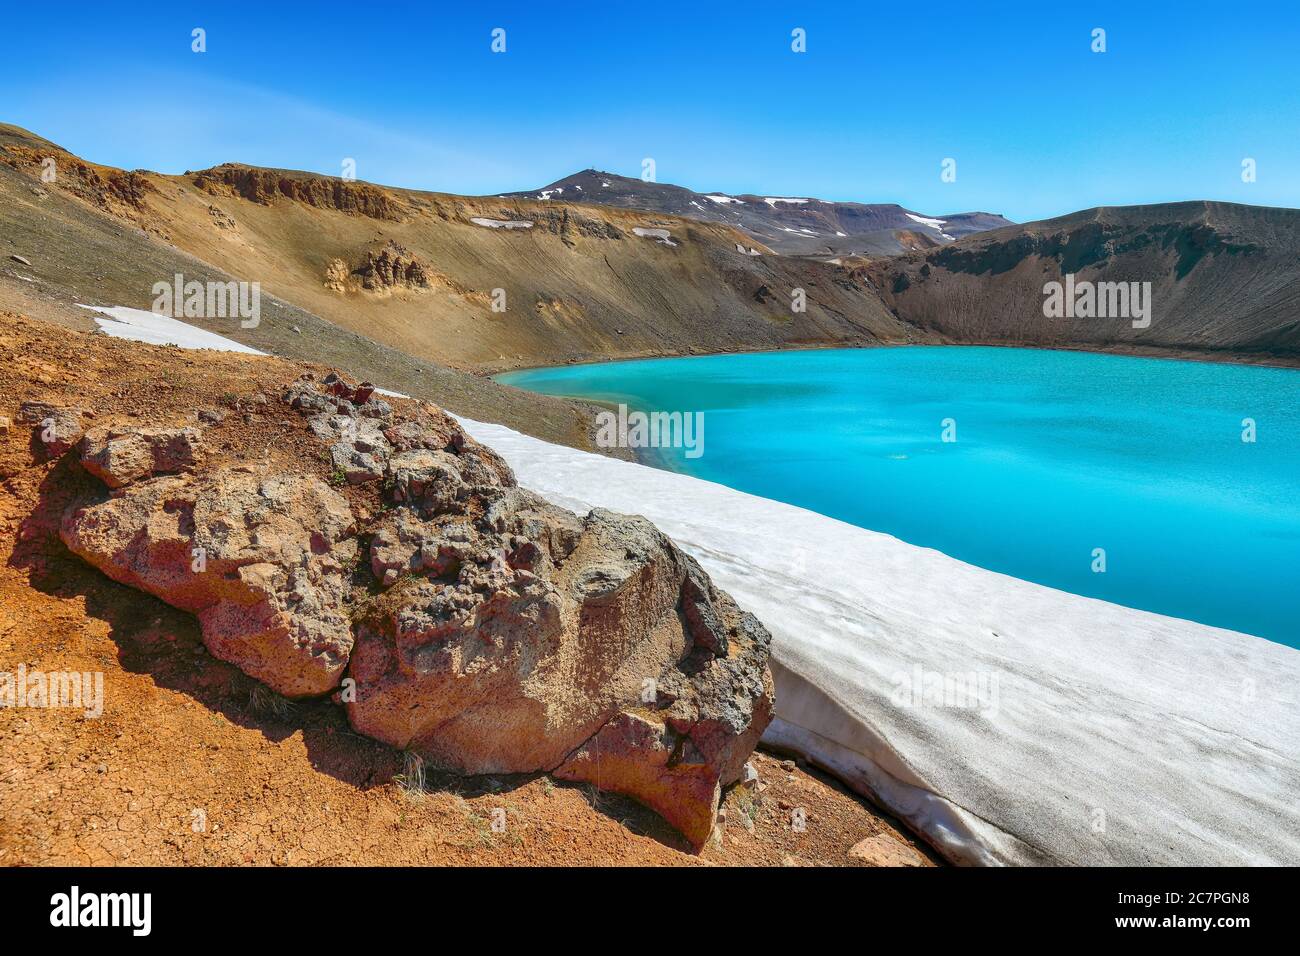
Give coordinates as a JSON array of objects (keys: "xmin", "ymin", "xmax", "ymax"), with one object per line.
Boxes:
[
  {"xmin": 61, "ymin": 466, "xmax": 358, "ymax": 697},
  {"xmin": 78, "ymin": 425, "xmax": 203, "ymax": 488},
  {"xmin": 59, "ymin": 373, "xmax": 774, "ymax": 849}
]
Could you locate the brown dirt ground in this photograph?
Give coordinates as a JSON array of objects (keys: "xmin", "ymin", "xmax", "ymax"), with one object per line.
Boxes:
[{"xmin": 0, "ymin": 313, "xmax": 937, "ymax": 867}]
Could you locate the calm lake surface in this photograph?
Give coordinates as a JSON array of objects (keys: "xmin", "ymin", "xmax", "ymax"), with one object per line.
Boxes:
[{"xmin": 498, "ymin": 347, "xmax": 1300, "ymax": 646}]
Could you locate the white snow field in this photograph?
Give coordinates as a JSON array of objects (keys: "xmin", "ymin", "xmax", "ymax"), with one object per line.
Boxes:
[
  {"xmin": 905, "ymin": 212, "xmax": 946, "ymax": 230},
  {"xmin": 905, "ymin": 212, "xmax": 957, "ymax": 240},
  {"xmin": 470, "ymin": 217, "xmax": 534, "ymax": 230},
  {"xmin": 77, "ymin": 306, "xmax": 1300, "ymax": 866},
  {"xmin": 632, "ymin": 227, "xmax": 677, "ymax": 246},
  {"xmin": 456, "ymin": 417, "xmax": 1300, "ymax": 867},
  {"xmin": 79, "ymin": 304, "xmax": 267, "ymax": 354}
]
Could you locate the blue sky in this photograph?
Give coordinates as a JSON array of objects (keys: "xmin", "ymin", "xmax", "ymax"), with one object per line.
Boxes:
[{"xmin": 3, "ymin": 1, "xmax": 1298, "ymax": 222}]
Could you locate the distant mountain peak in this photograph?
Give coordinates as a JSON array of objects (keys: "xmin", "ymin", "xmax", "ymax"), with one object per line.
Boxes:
[{"xmin": 500, "ymin": 170, "xmax": 1013, "ymax": 256}]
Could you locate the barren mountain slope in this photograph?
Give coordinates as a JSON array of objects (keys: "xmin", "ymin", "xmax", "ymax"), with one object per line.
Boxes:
[
  {"xmin": 0, "ymin": 124, "xmax": 919, "ymax": 376},
  {"xmin": 0, "ymin": 129, "xmax": 607, "ymax": 451},
  {"xmin": 862, "ymin": 202, "xmax": 1300, "ymax": 362},
  {"xmin": 4, "ymin": 122, "xmax": 1298, "ymax": 385}
]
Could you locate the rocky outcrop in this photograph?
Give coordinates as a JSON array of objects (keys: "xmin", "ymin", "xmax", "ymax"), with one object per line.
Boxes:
[
  {"xmin": 347, "ymin": 475, "xmax": 772, "ymax": 846},
  {"xmin": 78, "ymin": 425, "xmax": 202, "ymax": 488},
  {"xmin": 52, "ymin": 373, "xmax": 774, "ymax": 848},
  {"xmin": 192, "ymin": 164, "xmax": 403, "ymax": 221},
  {"xmin": 18, "ymin": 401, "xmax": 85, "ymax": 456},
  {"xmin": 61, "ymin": 464, "xmax": 358, "ymax": 697},
  {"xmin": 1, "ymin": 144, "xmax": 154, "ymax": 214},
  {"xmin": 323, "ymin": 258, "xmax": 351, "ymax": 294},
  {"xmin": 325, "ymin": 243, "xmax": 455, "ymax": 297},
  {"xmin": 207, "ymin": 204, "xmax": 236, "ymax": 230},
  {"xmin": 354, "ymin": 241, "xmax": 429, "ymax": 291}
]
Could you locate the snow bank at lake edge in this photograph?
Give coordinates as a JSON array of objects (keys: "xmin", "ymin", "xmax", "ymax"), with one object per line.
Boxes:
[{"xmin": 456, "ymin": 415, "xmax": 1300, "ymax": 867}]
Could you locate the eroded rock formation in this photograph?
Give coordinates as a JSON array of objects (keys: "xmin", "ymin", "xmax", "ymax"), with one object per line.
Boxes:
[
  {"xmin": 325, "ymin": 242, "xmax": 451, "ymax": 297},
  {"xmin": 192, "ymin": 164, "xmax": 403, "ymax": 221},
  {"xmin": 354, "ymin": 241, "xmax": 430, "ymax": 291},
  {"xmin": 61, "ymin": 462, "xmax": 359, "ymax": 697},
  {"xmin": 18, "ymin": 400, "xmax": 86, "ymax": 456},
  {"xmin": 48, "ymin": 374, "xmax": 774, "ymax": 848},
  {"xmin": 1, "ymin": 144, "xmax": 154, "ymax": 214},
  {"xmin": 79, "ymin": 425, "xmax": 203, "ymax": 488}
]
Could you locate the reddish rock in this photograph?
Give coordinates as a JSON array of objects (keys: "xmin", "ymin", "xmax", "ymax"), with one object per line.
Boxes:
[
  {"xmin": 349, "ymin": 493, "xmax": 774, "ymax": 848},
  {"xmin": 554, "ymin": 711, "xmax": 724, "ymax": 849},
  {"xmin": 58, "ymin": 373, "xmax": 775, "ymax": 848},
  {"xmin": 61, "ymin": 467, "xmax": 357, "ymax": 697},
  {"xmin": 79, "ymin": 425, "xmax": 203, "ymax": 488},
  {"xmin": 848, "ymin": 833, "xmax": 929, "ymax": 867},
  {"xmin": 18, "ymin": 401, "xmax": 85, "ymax": 456}
]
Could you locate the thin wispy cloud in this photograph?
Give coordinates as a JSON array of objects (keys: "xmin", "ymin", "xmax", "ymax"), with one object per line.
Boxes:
[{"xmin": 6, "ymin": 68, "xmax": 519, "ymax": 192}]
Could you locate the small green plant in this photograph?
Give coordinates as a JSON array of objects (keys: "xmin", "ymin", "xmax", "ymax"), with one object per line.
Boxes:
[
  {"xmin": 328, "ymin": 467, "xmax": 347, "ymax": 487},
  {"xmin": 734, "ymin": 787, "xmax": 760, "ymax": 827}
]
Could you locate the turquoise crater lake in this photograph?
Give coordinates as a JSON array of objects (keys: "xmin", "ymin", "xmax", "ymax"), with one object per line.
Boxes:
[{"xmin": 498, "ymin": 347, "xmax": 1300, "ymax": 646}]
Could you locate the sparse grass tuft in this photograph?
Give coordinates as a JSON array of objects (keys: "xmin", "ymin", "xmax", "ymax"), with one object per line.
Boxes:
[
  {"xmin": 393, "ymin": 750, "xmax": 426, "ymax": 801},
  {"xmin": 247, "ymin": 683, "xmax": 296, "ymax": 719},
  {"xmin": 733, "ymin": 786, "xmax": 761, "ymax": 827},
  {"xmin": 582, "ymin": 782, "xmax": 615, "ymax": 813}
]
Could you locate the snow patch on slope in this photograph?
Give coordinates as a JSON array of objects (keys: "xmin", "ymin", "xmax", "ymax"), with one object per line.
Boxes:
[
  {"xmin": 471, "ymin": 217, "xmax": 534, "ymax": 230},
  {"xmin": 906, "ymin": 213, "xmax": 946, "ymax": 230},
  {"xmin": 905, "ymin": 212, "xmax": 957, "ymax": 240},
  {"xmin": 632, "ymin": 227, "xmax": 677, "ymax": 246},
  {"xmin": 82, "ymin": 304, "xmax": 411, "ymax": 398},
  {"xmin": 78, "ymin": 305, "xmax": 267, "ymax": 355}
]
